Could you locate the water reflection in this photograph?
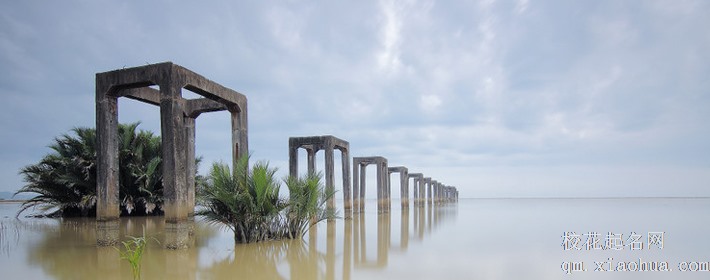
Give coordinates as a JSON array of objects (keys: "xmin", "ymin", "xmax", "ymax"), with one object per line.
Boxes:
[
  {"xmin": 199, "ymin": 205, "xmax": 458, "ymax": 279},
  {"xmin": 7, "ymin": 202, "xmax": 458, "ymax": 279},
  {"xmin": 25, "ymin": 216, "xmax": 216, "ymax": 280}
]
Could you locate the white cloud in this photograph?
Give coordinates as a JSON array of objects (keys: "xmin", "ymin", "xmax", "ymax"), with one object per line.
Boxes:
[{"xmin": 1, "ymin": 0, "xmax": 709, "ymax": 198}]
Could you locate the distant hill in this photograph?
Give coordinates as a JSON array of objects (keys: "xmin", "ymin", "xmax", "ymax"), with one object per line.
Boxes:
[{"xmin": 0, "ymin": 191, "xmax": 35, "ymax": 201}]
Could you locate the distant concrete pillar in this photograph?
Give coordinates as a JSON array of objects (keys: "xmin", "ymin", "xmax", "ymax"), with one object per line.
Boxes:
[
  {"xmin": 423, "ymin": 178, "xmax": 431, "ymax": 207},
  {"xmin": 341, "ymin": 148, "xmax": 352, "ymax": 216},
  {"xmin": 428, "ymin": 180, "xmax": 436, "ymax": 206},
  {"xmin": 408, "ymin": 173, "xmax": 423, "ymax": 208},
  {"xmin": 360, "ymin": 164, "xmax": 366, "ymax": 212},
  {"xmin": 388, "ymin": 167, "xmax": 409, "ymax": 209},
  {"xmin": 289, "ymin": 136, "xmax": 351, "ymax": 217},
  {"xmin": 353, "ymin": 157, "xmax": 388, "ymax": 213},
  {"xmin": 325, "ymin": 146, "xmax": 335, "ymax": 211}
]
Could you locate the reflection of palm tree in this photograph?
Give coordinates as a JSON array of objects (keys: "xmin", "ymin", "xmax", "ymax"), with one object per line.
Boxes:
[
  {"xmin": 200, "ymin": 241, "xmax": 284, "ymax": 279},
  {"xmin": 25, "ymin": 218, "xmax": 217, "ymax": 279}
]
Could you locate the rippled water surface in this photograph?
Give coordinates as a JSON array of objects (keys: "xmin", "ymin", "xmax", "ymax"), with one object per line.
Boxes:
[{"xmin": 2, "ymin": 198, "xmax": 709, "ymax": 279}]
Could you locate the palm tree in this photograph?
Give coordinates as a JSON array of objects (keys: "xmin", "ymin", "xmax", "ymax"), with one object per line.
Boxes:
[
  {"xmin": 283, "ymin": 173, "xmax": 336, "ymax": 238},
  {"xmin": 16, "ymin": 122, "xmax": 166, "ymax": 217},
  {"xmin": 197, "ymin": 155, "xmax": 336, "ymax": 243},
  {"xmin": 197, "ymin": 156, "xmax": 286, "ymax": 243}
]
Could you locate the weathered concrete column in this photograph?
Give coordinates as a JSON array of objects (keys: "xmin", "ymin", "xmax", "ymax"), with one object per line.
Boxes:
[
  {"xmin": 423, "ymin": 177, "xmax": 431, "ymax": 207},
  {"xmin": 388, "ymin": 167, "xmax": 409, "ymax": 209},
  {"xmin": 96, "ymin": 83, "xmax": 119, "ymax": 238},
  {"xmin": 432, "ymin": 182, "xmax": 439, "ymax": 204},
  {"xmin": 185, "ymin": 117, "xmax": 196, "ymax": 216},
  {"xmin": 428, "ymin": 179, "xmax": 436, "ymax": 206},
  {"xmin": 160, "ymin": 82, "xmax": 188, "ymax": 224},
  {"xmin": 341, "ymin": 148, "xmax": 352, "ymax": 217},
  {"xmin": 288, "ymin": 143, "xmax": 298, "ymax": 178},
  {"xmin": 377, "ymin": 160, "xmax": 389, "ymax": 213},
  {"xmin": 325, "ymin": 146, "xmax": 335, "ymax": 212},
  {"xmin": 353, "ymin": 162, "xmax": 361, "ymax": 213},
  {"xmin": 230, "ymin": 107, "xmax": 248, "ymax": 170},
  {"xmin": 359, "ymin": 163, "xmax": 366, "ymax": 212}
]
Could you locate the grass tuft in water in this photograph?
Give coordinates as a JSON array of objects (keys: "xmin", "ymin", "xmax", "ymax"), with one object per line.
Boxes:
[{"xmin": 116, "ymin": 229, "xmax": 155, "ymax": 280}]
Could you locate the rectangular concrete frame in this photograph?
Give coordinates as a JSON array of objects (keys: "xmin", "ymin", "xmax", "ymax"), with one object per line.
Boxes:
[
  {"xmin": 288, "ymin": 135, "xmax": 351, "ymax": 217},
  {"xmin": 96, "ymin": 62, "xmax": 248, "ymax": 246},
  {"xmin": 407, "ymin": 173, "xmax": 424, "ymax": 207},
  {"xmin": 353, "ymin": 156, "xmax": 389, "ymax": 213},
  {"xmin": 387, "ymin": 166, "xmax": 409, "ymax": 209}
]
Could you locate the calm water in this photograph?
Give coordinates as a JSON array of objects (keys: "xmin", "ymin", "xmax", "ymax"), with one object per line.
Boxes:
[{"xmin": 1, "ymin": 198, "xmax": 709, "ymax": 279}]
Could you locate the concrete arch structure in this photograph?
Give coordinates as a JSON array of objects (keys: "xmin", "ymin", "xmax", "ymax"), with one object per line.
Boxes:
[
  {"xmin": 288, "ymin": 136, "xmax": 351, "ymax": 217},
  {"xmin": 407, "ymin": 173, "xmax": 423, "ymax": 207},
  {"xmin": 353, "ymin": 156, "xmax": 389, "ymax": 213},
  {"xmin": 95, "ymin": 62, "xmax": 247, "ymax": 247},
  {"xmin": 387, "ymin": 166, "xmax": 409, "ymax": 209}
]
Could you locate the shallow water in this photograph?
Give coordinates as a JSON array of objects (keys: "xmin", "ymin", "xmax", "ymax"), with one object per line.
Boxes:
[{"xmin": 1, "ymin": 198, "xmax": 709, "ymax": 279}]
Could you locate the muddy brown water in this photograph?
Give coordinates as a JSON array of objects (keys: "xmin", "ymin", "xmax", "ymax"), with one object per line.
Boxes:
[{"xmin": 2, "ymin": 198, "xmax": 710, "ymax": 279}]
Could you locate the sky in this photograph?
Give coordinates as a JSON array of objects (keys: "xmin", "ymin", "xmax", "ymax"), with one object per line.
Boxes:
[{"xmin": 1, "ymin": 0, "xmax": 709, "ymax": 198}]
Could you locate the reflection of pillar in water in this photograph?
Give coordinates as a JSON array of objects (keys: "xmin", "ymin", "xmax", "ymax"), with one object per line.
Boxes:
[
  {"xmin": 360, "ymin": 214, "xmax": 367, "ymax": 263},
  {"xmin": 401, "ymin": 208, "xmax": 409, "ymax": 250},
  {"xmin": 417, "ymin": 205, "xmax": 425, "ymax": 240},
  {"xmin": 343, "ymin": 219, "xmax": 352, "ymax": 280},
  {"xmin": 327, "ymin": 221, "xmax": 336, "ymax": 280},
  {"xmin": 97, "ymin": 246, "xmax": 122, "ymax": 280},
  {"xmin": 164, "ymin": 220, "xmax": 190, "ymax": 249},
  {"xmin": 353, "ymin": 214, "xmax": 360, "ymax": 263},
  {"xmin": 412, "ymin": 204, "xmax": 418, "ymax": 239},
  {"xmin": 165, "ymin": 250, "xmax": 192, "ymax": 280},
  {"xmin": 377, "ymin": 214, "xmax": 389, "ymax": 266},
  {"xmin": 96, "ymin": 220, "xmax": 119, "ymax": 246},
  {"xmin": 427, "ymin": 200, "xmax": 433, "ymax": 234}
]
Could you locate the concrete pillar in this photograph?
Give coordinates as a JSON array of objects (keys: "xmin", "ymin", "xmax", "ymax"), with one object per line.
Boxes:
[
  {"xmin": 428, "ymin": 180, "xmax": 436, "ymax": 206},
  {"xmin": 359, "ymin": 164, "xmax": 366, "ymax": 212},
  {"xmin": 230, "ymin": 108, "xmax": 248, "ymax": 170},
  {"xmin": 353, "ymin": 162, "xmax": 360, "ymax": 213},
  {"xmin": 413, "ymin": 178, "xmax": 419, "ymax": 206},
  {"xmin": 96, "ymin": 90, "xmax": 119, "ymax": 227},
  {"xmin": 288, "ymin": 145, "xmax": 298, "ymax": 178},
  {"xmin": 185, "ymin": 117, "xmax": 196, "ymax": 216},
  {"xmin": 325, "ymin": 147, "xmax": 335, "ymax": 212},
  {"xmin": 160, "ymin": 83, "xmax": 188, "ymax": 224},
  {"xmin": 387, "ymin": 167, "xmax": 409, "ymax": 209},
  {"xmin": 377, "ymin": 161, "xmax": 385, "ymax": 214},
  {"xmin": 341, "ymin": 148, "xmax": 352, "ymax": 218},
  {"xmin": 422, "ymin": 178, "xmax": 430, "ymax": 207}
]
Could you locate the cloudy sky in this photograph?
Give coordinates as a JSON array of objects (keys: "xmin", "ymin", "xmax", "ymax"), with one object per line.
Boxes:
[{"xmin": 1, "ymin": 0, "xmax": 709, "ymax": 198}]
